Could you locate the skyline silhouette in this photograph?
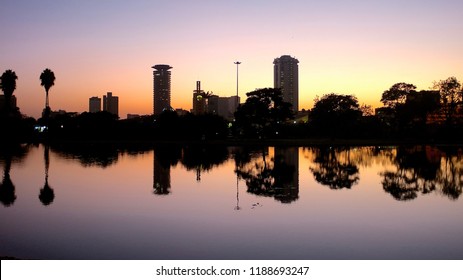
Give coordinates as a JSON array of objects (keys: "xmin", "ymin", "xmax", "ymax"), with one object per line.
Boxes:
[{"xmin": 1, "ymin": 1, "xmax": 462, "ymax": 119}]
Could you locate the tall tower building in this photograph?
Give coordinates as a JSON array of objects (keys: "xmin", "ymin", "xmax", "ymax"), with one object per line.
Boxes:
[
  {"xmin": 89, "ymin": 96, "xmax": 101, "ymax": 113},
  {"xmin": 103, "ymin": 92, "xmax": 119, "ymax": 116},
  {"xmin": 192, "ymin": 81, "xmax": 206, "ymax": 115},
  {"xmin": 273, "ymin": 55, "xmax": 299, "ymax": 112},
  {"xmin": 152, "ymin": 64, "xmax": 172, "ymax": 115}
]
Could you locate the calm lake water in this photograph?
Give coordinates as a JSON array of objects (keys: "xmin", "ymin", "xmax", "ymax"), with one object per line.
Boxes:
[{"xmin": 1, "ymin": 144, "xmax": 462, "ymax": 260}]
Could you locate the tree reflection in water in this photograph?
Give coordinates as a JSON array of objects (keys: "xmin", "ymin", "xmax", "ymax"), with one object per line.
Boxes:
[
  {"xmin": 380, "ymin": 146, "xmax": 463, "ymax": 201},
  {"xmin": 5, "ymin": 144, "xmax": 459, "ymax": 203},
  {"xmin": 433, "ymin": 147, "xmax": 463, "ymax": 200},
  {"xmin": 309, "ymin": 147, "xmax": 359, "ymax": 190},
  {"xmin": 234, "ymin": 147, "xmax": 299, "ymax": 203},
  {"xmin": 51, "ymin": 143, "xmax": 120, "ymax": 168},
  {"xmin": 0, "ymin": 144, "xmax": 28, "ymax": 207}
]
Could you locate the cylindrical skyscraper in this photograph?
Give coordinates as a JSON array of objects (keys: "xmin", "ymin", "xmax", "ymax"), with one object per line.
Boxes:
[
  {"xmin": 273, "ymin": 55, "xmax": 299, "ymax": 112},
  {"xmin": 152, "ymin": 64, "xmax": 172, "ymax": 115}
]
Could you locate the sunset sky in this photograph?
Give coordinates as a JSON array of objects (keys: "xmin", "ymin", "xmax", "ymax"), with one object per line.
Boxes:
[{"xmin": 1, "ymin": 0, "xmax": 462, "ymax": 118}]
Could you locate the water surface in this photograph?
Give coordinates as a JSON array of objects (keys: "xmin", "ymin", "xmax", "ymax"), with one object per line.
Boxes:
[{"xmin": 1, "ymin": 144, "xmax": 462, "ymax": 259}]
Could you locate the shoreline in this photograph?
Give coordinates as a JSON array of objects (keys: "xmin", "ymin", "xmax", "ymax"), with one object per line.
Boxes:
[{"xmin": 20, "ymin": 137, "xmax": 463, "ymax": 147}]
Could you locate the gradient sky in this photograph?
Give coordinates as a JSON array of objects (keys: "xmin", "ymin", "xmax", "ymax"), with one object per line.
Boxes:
[{"xmin": 1, "ymin": 0, "xmax": 462, "ymax": 118}]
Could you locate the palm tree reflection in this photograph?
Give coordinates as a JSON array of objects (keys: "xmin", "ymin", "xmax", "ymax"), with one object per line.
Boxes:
[
  {"xmin": 0, "ymin": 156, "xmax": 16, "ymax": 207},
  {"xmin": 39, "ymin": 145, "xmax": 55, "ymax": 205},
  {"xmin": 0, "ymin": 144, "xmax": 27, "ymax": 207}
]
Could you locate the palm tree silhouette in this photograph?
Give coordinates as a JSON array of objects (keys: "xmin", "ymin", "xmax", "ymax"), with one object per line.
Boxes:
[
  {"xmin": 39, "ymin": 145, "xmax": 55, "ymax": 206},
  {"xmin": 0, "ymin": 69, "xmax": 18, "ymax": 115},
  {"xmin": 39, "ymin": 68, "xmax": 55, "ymax": 118}
]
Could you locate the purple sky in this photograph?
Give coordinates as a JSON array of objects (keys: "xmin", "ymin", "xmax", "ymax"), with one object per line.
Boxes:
[{"xmin": 1, "ymin": 0, "xmax": 463, "ymax": 118}]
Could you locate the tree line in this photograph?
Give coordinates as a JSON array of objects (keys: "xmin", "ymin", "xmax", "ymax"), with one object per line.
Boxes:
[
  {"xmin": 233, "ymin": 77, "xmax": 463, "ymax": 141},
  {"xmin": 1, "ymin": 67, "xmax": 463, "ymax": 142}
]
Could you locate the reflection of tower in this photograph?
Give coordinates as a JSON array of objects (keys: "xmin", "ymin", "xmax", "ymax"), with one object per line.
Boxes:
[
  {"xmin": 152, "ymin": 64, "xmax": 172, "ymax": 115},
  {"xmin": 153, "ymin": 151, "xmax": 171, "ymax": 195},
  {"xmin": 234, "ymin": 174, "xmax": 241, "ymax": 210},
  {"xmin": 274, "ymin": 147, "xmax": 299, "ymax": 203},
  {"xmin": 274, "ymin": 55, "xmax": 299, "ymax": 112}
]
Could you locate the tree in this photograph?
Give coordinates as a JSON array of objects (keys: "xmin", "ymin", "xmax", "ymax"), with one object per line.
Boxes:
[
  {"xmin": 40, "ymin": 68, "xmax": 56, "ymax": 118},
  {"xmin": 360, "ymin": 104, "xmax": 373, "ymax": 117},
  {"xmin": 234, "ymin": 88, "xmax": 293, "ymax": 137},
  {"xmin": 381, "ymin": 83, "xmax": 416, "ymax": 108},
  {"xmin": 432, "ymin": 77, "xmax": 462, "ymax": 123},
  {"xmin": 0, "ymin": 69, "xmax": 18, "ymax": 114},
  {"xmin": 310, "ymin": 93, "xmax": 362, "ymax": 137},
  {"xmin": 378, "ymin": 83, "xmax": 440, "ymax": 135},
  {"xmin": 404, "ymin": 90, "xmax": 440, "ymax": 127}
]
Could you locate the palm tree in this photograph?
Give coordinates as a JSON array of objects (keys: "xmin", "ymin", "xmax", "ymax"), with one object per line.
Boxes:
[
  {"xmin": 0, "ymin": 69, "xmax": 18, "ymax": 114},
  {"xmin": 39, "ymin": 68, "xmax": 55, "ymax": 118}
]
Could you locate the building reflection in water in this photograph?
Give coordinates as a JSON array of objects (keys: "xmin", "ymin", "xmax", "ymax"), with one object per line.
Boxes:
[
  {"xmin": 153, "ymin": 150, "xmax": 172, "ymax": 195},
  {"xmin": 153, "ymin": 145, "xmax": 229, "ymax": 195},
  {"xmin": 273, "ymin": 147, "xmax": 299, "ymax": 203},
  {"xmin": 152, "ymin": 145, "xmax": 181, "ymax": 196}
]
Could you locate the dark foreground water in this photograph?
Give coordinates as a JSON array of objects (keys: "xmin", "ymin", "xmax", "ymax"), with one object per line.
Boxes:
[{"xmin": 1, "ymin": 144, "xmax": 462, "ymax": 259}]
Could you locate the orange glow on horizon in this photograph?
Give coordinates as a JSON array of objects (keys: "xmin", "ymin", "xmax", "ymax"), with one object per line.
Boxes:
[{"xmin": 2, "ymin": 1, "xmax": 463, "ymax": 118}]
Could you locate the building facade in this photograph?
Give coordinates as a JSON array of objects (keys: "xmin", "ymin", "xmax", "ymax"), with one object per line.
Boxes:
[
  {"xmin": 89, "ymin": 96, "xmax": 101, "ymax": 113},
  {"xmin": 103, "ymin": 92, "xmax": 119, "ymax": 116},
  {"xmin": 273, "ymin": 55, "xmax": 299, "ymax": 112},
  {"xmin": 152, "ymin": 64, "xmax": 172, "ymax": 115},
  {"xmin": 191, "ymin": 81, "xmax": 240, "ymax": 119},
  {"xmin": 192, "ymin": 81, "xmax": 206, "ymax": 115},
  {"xmin": 207, "ymin": 95, "xmax": 240, "ymax": 120}
]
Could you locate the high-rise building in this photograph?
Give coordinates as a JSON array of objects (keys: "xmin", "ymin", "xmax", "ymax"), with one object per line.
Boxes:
[
  {"xmin": 89, "ymin": 96, "xmax": 101, "ymax": 113},
  {"xmin": 207, "ymin": 94, "xmax": 219, "ymax": 115},
  {"xmin": 152, "ymin": 64, "xmax": 172, "ymax": 115},
  {"xmin": 216, "ymin": 96, "xmax": 240, "ymax": 120},
  {"xmin": 103, "ymin": 92, "xmax": 118, "ymax": 116},
  {"xmin": 192, "ymin": 81, "xmax": 206, "ymax": 115},
  {"xmin": 274, "ymin": 55, "xmax": 299, "ymax": 112}
]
